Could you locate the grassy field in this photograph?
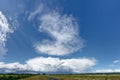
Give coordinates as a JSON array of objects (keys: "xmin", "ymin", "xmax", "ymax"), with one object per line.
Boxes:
[
  {"xmin": 0, "ymin": 74, "xmax": 34, "ymax": 80},
  {"xmin": 0, "ymin": 73, "xmax": 120, "ymax": 80},
  {"xmin": 20, "ymin": 75, "xmax": 51, "ymax": 80},
  {"xmin": 21, "ymin": 74, "xmax": 120, "ymax": 80}
]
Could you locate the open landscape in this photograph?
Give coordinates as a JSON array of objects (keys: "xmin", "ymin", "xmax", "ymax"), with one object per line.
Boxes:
[
  {"xmin": 0, "ymin": 0, "xmax": 120, "ymax": 80},
  {"xmin": 0, "ymin": 73, "xmax": 120, "ymax": 80}
]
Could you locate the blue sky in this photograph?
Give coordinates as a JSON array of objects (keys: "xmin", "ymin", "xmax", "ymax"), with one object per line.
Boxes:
[{"xmin": 0, "ymin": 0, "xmax": 120, "ymax": 73}]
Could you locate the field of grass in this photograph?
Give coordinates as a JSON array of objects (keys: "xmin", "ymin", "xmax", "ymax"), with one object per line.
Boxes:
[
  {"xmin": 0, "ymin": 74, "xmax": 34, "ymax": 80},
  {"xmin": 0, "ymin": 73, "xmax": 120, "ymax": 80},
  {"xmin": 50, "ymin": 74, "xmax": 120, "ymax": 80},
  {"xmin": 20, "ymin": 75, "xmax": 50, "ymax": 80},
  {"xmin": 21, "ymin": 73, "xmax": 120, "ymax": 80}
]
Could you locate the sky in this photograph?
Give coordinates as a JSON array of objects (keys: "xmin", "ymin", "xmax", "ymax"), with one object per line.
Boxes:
[{"xmin": 0, "ymin": 0, "xmax": 120, "ymax": 73}]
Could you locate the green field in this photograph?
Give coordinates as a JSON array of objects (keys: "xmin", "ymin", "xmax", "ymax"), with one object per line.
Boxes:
[
  {"xmin": 0, "ymin": 73, "xmax": 120, "ymax": 80},
  {"xmin": 0, "ymin": 74, "xmax": 34, "ymax": 80}
]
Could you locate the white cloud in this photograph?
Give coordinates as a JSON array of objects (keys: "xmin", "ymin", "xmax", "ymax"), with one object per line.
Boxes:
[
  {"xmin": 34, "ymin": 12, "xmax": 84, "ymax": 56},
  {"xmin": 109, "ymin": 64, "xmax": 116, "ymax": 67},
  {"xmin": 113, "ymin": 60, "xmax": 120, "ymax": 64},
  {"xmin": 0, "ymin": 62, "xmax": 27, "ymax": 73},
  {"xmin": 0, "ymin": 57, "xmax": 96, "ymax": 73},
  {"xmin": 28, "ymin": 5, "xmax": 43, "ymax": 21},
  {"xmin": 95, "ymin": 69, "xmax": 120, "ymax": 73},
  {"xmin": 0, "ymin": 11, "xmax": 13, "ymax": 57},
  {"xmin": 109, "ymin": 60, "xmax": 120, "ymax": 67}
]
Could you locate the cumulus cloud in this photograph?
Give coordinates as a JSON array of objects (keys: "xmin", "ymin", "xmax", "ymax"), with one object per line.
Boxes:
[
  {"xmin": 0, "ymin": 11, "xmax": 13, "ymax": 57},
  {"xmin": 0, "ymin": 57, "xmax": 96, "ymax": 73},
  {"xmin": 0, "ymin": 62, "xmax": 27, "ymax": 73},
  {"xmin": 34, "ymin": 11, "xmax": 84, "ymax": 56}
]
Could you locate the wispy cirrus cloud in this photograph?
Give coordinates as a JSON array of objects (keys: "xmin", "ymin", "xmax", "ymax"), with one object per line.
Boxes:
[
  {"xmin": 28, "ymin": 5, "xmax": 43, "ymax": 21},
  {"xmin": 32, "ymin": 10, "xmax": 85, "ymax": 56},
  {"xmin": 27, "ymin": 1, "xmax": 85, "ymax": 56},
  {"xmin": 0, "ymin": 57, "xmax": 96, "ymax": 73},
  {"xmin": 0, "ymin": 11, "xmax": 13, "ymax": 57},
  {"xmin": 113, "ymin": 60, "xmax": 120, "ymax": 64},
  {"xmin": 109, "ymin": 60, "xmax": 120, "ymax": 67}
]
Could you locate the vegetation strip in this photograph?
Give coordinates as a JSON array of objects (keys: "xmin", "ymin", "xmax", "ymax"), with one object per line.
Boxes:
[{"xmin": 0, "ymin": 73, "xmax": 120, "ymax": 80}]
